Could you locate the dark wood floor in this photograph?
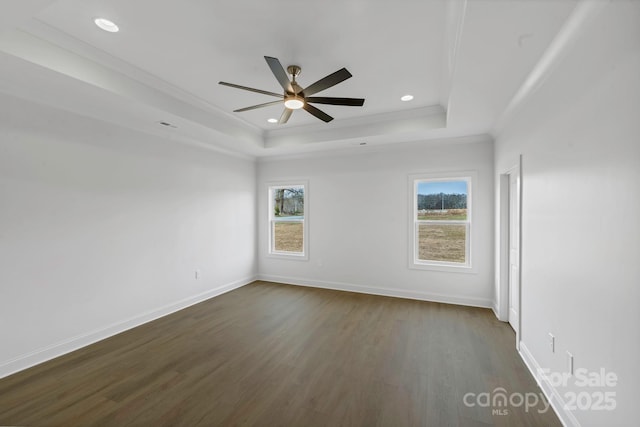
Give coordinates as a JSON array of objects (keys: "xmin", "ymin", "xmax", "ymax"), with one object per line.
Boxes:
[{"xmin": 0, "ymin": 281, "xmax": 560, "ymax": 426}]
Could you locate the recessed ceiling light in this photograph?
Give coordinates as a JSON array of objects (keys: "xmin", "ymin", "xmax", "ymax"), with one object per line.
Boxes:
[
  {"xmin": 267, "ymin": 118, "xmax": 278, "ymax": 124},
  {"xmin": 401, "ymin": 94, "xmax": 414, "ymax": 102},
  {"xmin": 94, "ymin": 18, "xmax": 119, "ymax": 33}
]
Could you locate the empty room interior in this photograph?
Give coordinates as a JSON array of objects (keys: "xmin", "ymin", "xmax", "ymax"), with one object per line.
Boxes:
[{"xmin": 0, "ymin": 0, "xmax": 638, "ymax": 426}]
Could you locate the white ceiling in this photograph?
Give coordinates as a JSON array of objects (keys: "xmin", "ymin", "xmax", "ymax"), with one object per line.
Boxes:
[{"xmin": 0, "ymin": 0, "xmax": 580, "ymax": 157}]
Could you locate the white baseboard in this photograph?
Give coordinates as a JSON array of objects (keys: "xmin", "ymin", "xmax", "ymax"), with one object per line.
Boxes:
[
  {"xmin": 257, "ymin": 274, "xmax": 492, "ymax": 308},
  {"xmin": 519, "ymin": 342, "xmax": 581, "ymax": 427},
  {"xmin": 0, "ymin": 276, "xmax": 255, "ymax": 379},
  {"xmin": 492, "ymin": 304, "xmax": 501, "ymax": 320}
]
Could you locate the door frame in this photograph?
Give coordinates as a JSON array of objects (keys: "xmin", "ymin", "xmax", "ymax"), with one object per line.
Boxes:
[{"xmin": 498, "ymin": 156, "xmax": 522, "ymax": 349}]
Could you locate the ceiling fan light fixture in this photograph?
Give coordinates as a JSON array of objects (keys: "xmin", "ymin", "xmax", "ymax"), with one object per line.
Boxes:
[
  {"xmin": 267, "ymin": 118, "xmax": 278, "ymax": 123},
  {"xmin": 94, "ymin": 18, "xmax": 119, "ymax": 33},
  {"xmin": 284, "ymin": 96, "xmax": 305, "ymax": 110},
  {"xmin": 401, "ymin": 94, "xmax": 414, "ymax": 102}
]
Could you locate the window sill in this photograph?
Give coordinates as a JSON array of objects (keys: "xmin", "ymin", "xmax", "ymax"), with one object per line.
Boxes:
[
  {"xmin": 267, "ymin": 252, "xmax": 309, "ymax": 261},
  {"xmin": 409, "ymin": 261, "xmax": 476, "ymax": 274}
]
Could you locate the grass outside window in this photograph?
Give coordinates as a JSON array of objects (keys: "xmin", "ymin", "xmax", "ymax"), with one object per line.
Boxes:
[{"xmin": 273, "ymin": 222, "xmax": 304, "ymax": 253}]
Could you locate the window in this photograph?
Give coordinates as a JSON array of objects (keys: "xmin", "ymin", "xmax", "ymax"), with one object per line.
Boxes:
[
  {"xmin": 410, "ymin": 174, "xmax": 472, "ymax": 270},
  {"xmin": 268, "ymin": 183, "xmax": 307, "ymax": 258}
]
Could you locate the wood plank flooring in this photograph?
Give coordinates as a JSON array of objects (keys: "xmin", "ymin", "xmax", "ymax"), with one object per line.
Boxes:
[{"xmin": 0, "ymin": 281, "xmax": 561, "ymax": 426}]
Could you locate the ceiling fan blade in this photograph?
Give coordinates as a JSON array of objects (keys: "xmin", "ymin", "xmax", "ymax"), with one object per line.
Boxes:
[
  {"xmin": 233, "ymin": 100, "xmax": 284, "ymax": 112},
  {"xmin": 306, "ymin": 97, "xmax": 365, "ymax": 106},
  {"xmin": 302, "ymin": 68, "xmax": 352, "ymax": 96},
  {"xmin": 219, "ymin": 81, "xmax": 283, "ymax": 98},
  {"xmin": 279, "ymin": 108, "xmax": 293, "ymax": 124},
  {"xmin": 264, "ymin": 56, "xmax": 293, "ymax": 93},
  {"xmin": 303, "ymin": 103, "xmax": 333, "ymax": 122}
]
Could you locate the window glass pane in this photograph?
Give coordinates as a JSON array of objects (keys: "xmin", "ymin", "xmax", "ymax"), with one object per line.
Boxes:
[
  {"xmin": 273, "ymin": 221, "xmax": 303, "ymax": 253},
  {"xmin": 270, "ymin": 185, "xmax": 305, "ymax": 255},
  {"xmin": 416, "ymin": 180, "xmax": 467, "ymax": 220},
  {"xmin": 418, "ymin": 223, "xmax": 466, "ymax": 263},
  {"xmin": 273, "ymin": 186, "xmax": 304, "ymax": 219}
]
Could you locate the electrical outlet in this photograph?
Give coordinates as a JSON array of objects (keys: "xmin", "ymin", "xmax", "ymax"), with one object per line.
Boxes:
[
  {"xmin": 567, "ymin": 351, "xmax": 574, "ymax": 375},
  {"xmin": 548, "ymin": 333, "xmax": 555, "ymax": 353},
  {"xmin": 195, "ymin": 269, "xmax": 201, "ymax": 280}
]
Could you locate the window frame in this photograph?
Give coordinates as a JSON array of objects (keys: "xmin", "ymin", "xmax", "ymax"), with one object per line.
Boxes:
[
  {"xmin": 408, "ymin": 172, "xmax": 476, "ymax": 273},
  {"xmin": 267, "ymin": 181, "xmax": 309, "ymax": 261}
]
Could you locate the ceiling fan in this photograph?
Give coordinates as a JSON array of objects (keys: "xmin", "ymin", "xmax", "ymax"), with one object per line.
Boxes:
[{"xmin": 219, "ymin": 56, "xmax": 365, "ymax": 124}]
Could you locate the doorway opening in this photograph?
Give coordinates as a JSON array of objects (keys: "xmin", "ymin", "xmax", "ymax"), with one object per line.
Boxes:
[{"xmin": 499, "ymin": 158, "xmax": 522, "ymax": 349}]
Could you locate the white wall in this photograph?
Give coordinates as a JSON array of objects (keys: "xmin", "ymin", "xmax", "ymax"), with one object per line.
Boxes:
[
  {"xmin": 494, "ymin": 2, "xmax": 639, "ymax": 426},
  {"xmin": 258, "ymin": 137, "xmax": 494, "ymax": 307},
  {"xmin": 0, "ymin": 94, "xmax": 257, "ymax": 377}
]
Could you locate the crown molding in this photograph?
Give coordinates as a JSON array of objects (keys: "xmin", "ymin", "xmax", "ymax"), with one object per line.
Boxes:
[
  {"xmin": 492, "ymin": 0, "xmax": 608, "ymax": 137},
  {"xmin": 22, "ymin": 18, "xmax": 262, "ymax": 135},
  {"xmin": 264, "ymin": 105, "xmax": 446, "ymax": 149},
  {"xmin": 0, "ymin": 28, "xmax": 265, "ymax": 155}
]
